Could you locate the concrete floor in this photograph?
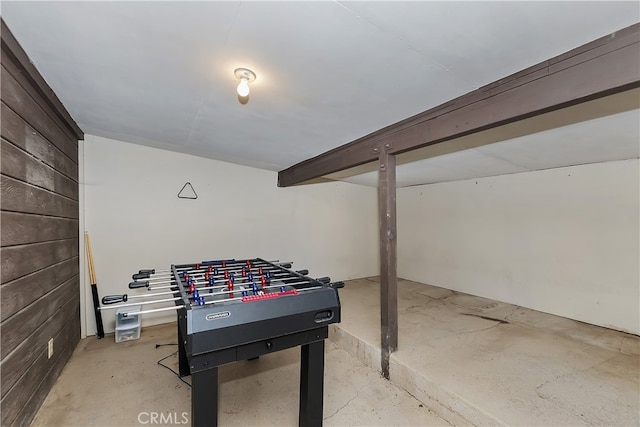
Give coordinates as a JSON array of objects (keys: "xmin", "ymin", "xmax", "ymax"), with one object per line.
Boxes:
[
  {"xmin": 330, "ymin": 278, "xmax": 640, "ymax": 426},
  {"xmin": 31, "ymin": 321, "xmax": 446, "ymax": 426},
  {"xmin": 33, "ymin": 277, "xmax": 639, "ymax": 426}
]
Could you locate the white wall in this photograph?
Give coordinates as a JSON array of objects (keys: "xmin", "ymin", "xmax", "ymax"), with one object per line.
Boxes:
[
  {"xmin": 82, "ymin": 135, "xmax": 378, "ymax": 335},
  {"xmin": 398, "ymin": 159, "xmax": 639, "ymax": 335}
]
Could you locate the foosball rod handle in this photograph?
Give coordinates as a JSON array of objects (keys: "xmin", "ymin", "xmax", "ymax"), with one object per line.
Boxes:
[
  {"xmin": 316, "ymin": 277, "xmax": 331, "ymax": 284},
  {"xmin": 330, "ymin": 281, "xmax": 345, "ymax": 289},
  {"xmin": 102, "ymin": 294, "xmax": 128, "ymax": 304},
  {"xmin": 295, "ymin": 269, "xmax": 309, "ymax": 275},
  {"xmin": 129, "ymin": 281, "xmax": 150, "ymax": 289}
]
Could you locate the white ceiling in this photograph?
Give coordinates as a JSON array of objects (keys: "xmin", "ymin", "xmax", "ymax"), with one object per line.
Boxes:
[
  {"xmin": 1, "ymin": 1, "xmax": 639, "ymax": 186},
  {"xmin": 342, "ymin": 108, "xmax": 640, "ymax": 187}
]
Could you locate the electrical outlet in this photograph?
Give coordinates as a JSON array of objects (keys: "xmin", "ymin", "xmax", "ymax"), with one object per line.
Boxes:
[{"xmin": 47, "ymin": 338, "xmax": 54, "ymax": 359}]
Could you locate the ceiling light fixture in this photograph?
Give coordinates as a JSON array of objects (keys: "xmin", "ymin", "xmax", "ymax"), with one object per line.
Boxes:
[{"xmin": 234, "ymin": 67, "xmax": 256, "ymax": 98}]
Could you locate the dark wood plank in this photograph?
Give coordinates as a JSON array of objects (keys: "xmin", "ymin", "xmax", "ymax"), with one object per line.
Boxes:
[
  {"xmin": 1, "ymin": 19, "xmax": 83, "ymax": 141},
  {"xmin": 1, "ymin": 276, "xmax": 78, "ymax": 359},
  {"xmin": 278, "ymin": 23, "xmax": 640, "ymax": 186},
  {"xmin": 0, "ymin": 286, "xmax": 79, "ymax": 397},
  {"xmin": 1, "ymin": 102, "xmax": 78, "ymax": 181},
  {"xmin": 1, "ymin": 175, "xmax": 78, "ymax": 219},
  {"xmin": 0, "ymin": 294, "xmax": 80, "ymax": 398},
  {"xmin": 1, "ymin": 66, "xmax": 78, "ymax": 164},
  {"xmin": 0, "ymin": 211, "xmax": 78, "ymax": 248},
  {"xmin": 378, "ymin": 149, "xmax": 397, "ymax": 380},
  {"xmin": 0, "ymin": 239, "xmax": 78, "ymax": 284},
  {"xmin": 1, "ymin": 308, "xmax": 80, "ymax": 426},
  {"xmin": 1, "ymin": 257, "xmax": 78, "ymax": 322},
  {"xmin": 1, "ymin": 139, "xmax": 78, "ymax": 200},
  {"xmin": 10, "ymin": 327, "xmax": 80, "ymax": 427},
  {"xmin": 1, "ymin": 44, "xmax": 81, "ymax": 144},
  {"xmin": 1, "ymin": 49, "xmax": 78, "ymax": 145}
]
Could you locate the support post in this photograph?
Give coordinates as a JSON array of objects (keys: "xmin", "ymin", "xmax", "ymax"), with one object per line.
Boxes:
[{"xmin": 378, "ymin": 146, "xmax": 397, "ymax": 380}]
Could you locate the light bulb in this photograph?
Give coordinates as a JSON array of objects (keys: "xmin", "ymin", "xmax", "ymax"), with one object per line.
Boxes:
[{"xmin": 237, "ymin": 78, "xmax": 250, "ymax": 97}]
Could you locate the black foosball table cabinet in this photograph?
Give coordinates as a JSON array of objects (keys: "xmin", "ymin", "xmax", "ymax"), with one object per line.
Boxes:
[{"xmin": 168, "ymin": 259, "xmax": 343, "ymax": 427}]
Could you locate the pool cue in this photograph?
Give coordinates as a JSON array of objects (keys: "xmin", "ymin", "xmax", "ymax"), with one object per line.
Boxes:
[{"xmin": 85, "ymin": 232, "xmax": 105, "ymax": 339}]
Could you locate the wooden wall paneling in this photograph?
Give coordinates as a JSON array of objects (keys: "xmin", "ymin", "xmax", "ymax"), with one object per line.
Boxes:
[
  {"xmin": 1, "ymin": 257, "xmax": 79, "ymax": 322},
  {"xmin": 1, "ymin": 103, "xmax": 78, "ymax": 180},
  {"xmin": 0, "ymin": 239, "xmax": 78, "ymax": 285},
  {"xmin": 1, "ymin": 291, "xmax": 80, "ymax": 397},
  {"xmin": 0, "ymin": 211, "xmax": 78, "ymax": 247},
  {"xmin": 1, "ymin": 296, "xmax": 80, "ymax": 426},
  {"xmin": 12, "ymin": 326, "xmax": 81, "ymax": 426},
  {"xmin": 0, "ymin": 49, "xmax": 80, "ymax": 143},
  {"xmin": 0, "ymin": 66, "xmax": 77, "ymax": 163},
  {"xmin": 1, "ymin": 138, "xmax": 78, "ymax": 200},
  {"xmin": 1, "ymin": 175, "xmax": 78, "ymax": 219},
  {"xmin": 0, "ymin": 18, "xmax": 82, "ymax": 426},
  {"xmin": 1, "ymin": 276, "xmax": 79, "ymax": 359}
]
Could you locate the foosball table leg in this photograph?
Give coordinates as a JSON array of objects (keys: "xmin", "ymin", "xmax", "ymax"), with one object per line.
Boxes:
[
  {"xmin": 299, "ymin": 340, "xmax": 325, "ymax": 427},
  {"xmin": 191, "ymin": 367, "xmax": 218, "ymax": 427},
  {"xmin": 177, "ymin": 315, "xmax": 190, "ymax": 377}
]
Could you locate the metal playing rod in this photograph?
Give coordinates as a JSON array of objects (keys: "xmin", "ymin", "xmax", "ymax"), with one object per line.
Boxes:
[
  {"xmin": 136, "ymin": 262, "xmax": 296, "ymax": 281},
  {"xmin": 143, "ymin": 274, "xmax": 329, "ymax": 293},
  {"xmin": 135, "ymin": 259, "xmax": 290, "ymax": 277},
  {"xmin": 140, "ymin": 270, "xmax": 308, "ymax": 289},
  {"xmin": 115, "ymin": 285, "xmax": 328, "ymax": 316},
  {"xmin": 135, "ymin": 267, "xmax": 279, "ymax": 282},
  {"xmin": 137, "ymin": 259, "xmax": 252, "ymax": 275},
  {"xmin": 138, "ymin": 268, "xmax": 307, "ymax": 286},
  {"xmin": 121, "ymin": 289, "xmax": 179, "ymax": 299},
  {"xmin": 102, "ymin": 280, "xmax": 321, "ymax": 310},
  {"xmin": 145, "ymin": 260, "xmax": 291, "ymax": 276},
  {"xmin": 109, "ymin": 280, "xmax": 250, "ymax": 302},
  {"xmin": 139, "ymin": 267, "xmax": 295, "ymax": 284},
  {"xmin": 152, "ymin": 279, "xmax": 314, "ymax": 300},
  {"xmin": 121, "ymin": 305, "xmax": 187, "ymax": 317},
  {"xmin": 198, "ymin": 284, "xmax": 331, "ymax": 306},
  {"xmin": 98, "ymin": 296, "xmax": 181, "ymax": 310}
]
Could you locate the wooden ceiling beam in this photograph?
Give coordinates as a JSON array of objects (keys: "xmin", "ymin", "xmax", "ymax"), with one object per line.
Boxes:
[{"xmin": 278, "ymin": 23, "xmax": 640, "ymax": 187}]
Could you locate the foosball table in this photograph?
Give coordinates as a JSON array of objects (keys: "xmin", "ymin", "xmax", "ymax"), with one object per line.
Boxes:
[{"xmin": 101, "ymin": 258, "xmax": 343, "ymax": 427}]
